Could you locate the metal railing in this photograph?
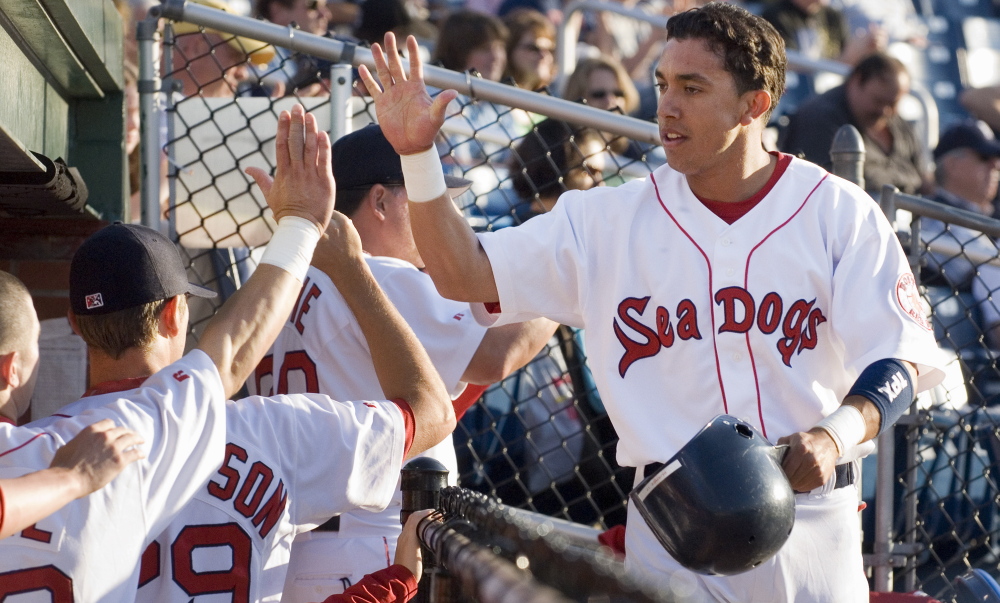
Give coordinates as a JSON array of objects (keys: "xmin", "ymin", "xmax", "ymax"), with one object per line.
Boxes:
[{"xmin": 154, "ymin": 0, "xmax": 659, "ymax": 144}]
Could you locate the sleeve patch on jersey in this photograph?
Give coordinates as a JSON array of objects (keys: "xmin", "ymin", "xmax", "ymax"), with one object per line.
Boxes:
[{"xmin": 895, "ymin": 273, "xmax": 932, "ymax": 331}]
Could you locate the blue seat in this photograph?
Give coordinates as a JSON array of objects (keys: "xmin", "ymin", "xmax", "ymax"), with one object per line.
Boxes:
[{"xmin": 929, "ymin": 0, "xmax": 999, "ymax": 21}]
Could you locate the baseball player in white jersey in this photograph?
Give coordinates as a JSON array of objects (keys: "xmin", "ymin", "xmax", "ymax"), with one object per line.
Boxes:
[
  {"xmin": 258, "ymin": 124, "xmax": 558, "ymax": 602},
  {"xmin": 358, "ymin": 4, "xmax": 947, "ymax": 600},
  {"xmin": 120, "ymin": 110, "xmax": 455, "ymax": 602},
  {"xmin": 0, "ymin": 104, "xmax": 338, "ymax": 601},
  {"xmin": 0, "ymin": 271, "xmax": 145, "ymax": 540}
]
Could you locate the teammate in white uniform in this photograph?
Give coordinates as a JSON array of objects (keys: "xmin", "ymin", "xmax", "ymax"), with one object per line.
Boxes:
[
  {"xmin": 266, "ymin": 125, "xmax": 558, "ymax": 602},
  {"xmin": 118, "ymin": 111, "xmax": 452, "ymax": 602},
  {"xmin": 0, "ymin": 104, "xmax": 337, "ymax": 601},
  {"xmin": 0, "ymin": 272, "xmax": 145, "ymax": 541},
  {"xmin": 359, "ymin": 4, "xmax": 946, "ymax": 600}
]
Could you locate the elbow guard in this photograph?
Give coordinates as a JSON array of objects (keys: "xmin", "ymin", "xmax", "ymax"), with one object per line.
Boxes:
[{"xmin": 847, "ymin": 358, "xmax": 915, "ymax": 435}]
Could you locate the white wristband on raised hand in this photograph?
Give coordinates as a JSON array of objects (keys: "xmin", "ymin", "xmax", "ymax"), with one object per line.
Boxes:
[
  {"xmin": 815, "ymin": 404, "xmax": 868, "ymax": 457},
  {"xmin": 400, "ymin": 147, "xmax": 447, "ymax": 203},
  {"xmin": 259, "ymin": 216, "xmax": 322, "ymax": 282}
]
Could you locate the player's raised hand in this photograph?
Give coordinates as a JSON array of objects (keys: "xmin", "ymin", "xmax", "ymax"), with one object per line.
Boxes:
[
  {"xmin": 358, "ymin": 33, "xmax": 458, "ymax": 155},
  {"xmin": 777, "ymin": 428, "xmax": 839, "ymax": 493},
  {"xmin": 246, "ymin": 104, "xmax": 335, "ymax": 232},
  {"xmin": 50, "ymin": 419, "xmax": 146, "ymax": 497},
  {"xmin": 311, "ymin": 210, "xmax": 366, "ymax": 282}
]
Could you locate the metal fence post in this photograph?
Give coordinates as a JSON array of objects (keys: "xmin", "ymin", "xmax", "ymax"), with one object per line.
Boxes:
[
  {"xmin": 874, "ymin": 427, "xmax": 896, "ymax": 591},
  {"xmin": 830, "ymin": 124, "xmax": 865, "ymax": 191},
  {"xmin": 329, "ymin": 63, "xmax": 352, "ymax": 142},
  {"xmin": 401, "ymin": 458, "xmax": 450, "ymax": 603},
  {"xmin": 879, "ymin": 184, "xmax": 898, "ymax": 229},
  {"xmin": 137, "ymin": 16, "xmax": 162, "ymax": 232}
]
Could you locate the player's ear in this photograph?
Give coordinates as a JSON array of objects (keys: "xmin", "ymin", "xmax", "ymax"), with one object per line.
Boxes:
[
  {"xmin": 158, "ymin": 295, "xmax": 186, "ymax": 338},
  {"xmin": 369, "ymin": 184, "xmax": 390, "ymax": 222},
  {"xmin": 740, "ymin": 90, "xmax": 772, "ymax": 126},
  {"xmin": 0, "ymin": 350, "xmax": 20, "ymax": 390}
]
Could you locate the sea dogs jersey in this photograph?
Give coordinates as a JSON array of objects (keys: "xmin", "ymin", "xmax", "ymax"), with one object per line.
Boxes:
[
  {"xmin": 134, "ymin": 393, "xmax": 406, "ymax": 602},
  {"xmin": 0, "ymin": 350, "xmax": 226, "ymax": 602},
  {"xmin": 474, "ymin": 155, "xmax": 945, "ymax": 468},
  {"xmin": 250, "ymin": 259, "xmax": 486, "ymax": 536}
]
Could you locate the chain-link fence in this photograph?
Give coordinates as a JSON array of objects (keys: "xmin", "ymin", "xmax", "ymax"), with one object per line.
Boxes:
[
  {"xmin": 873, "ymin": 190, "xmax": 1000, "ymax": 600},
  {"xmin": 144, "ymin": 4, "xmax": 1000, "ymax": 599},
  {"xmin": 149, "ymin": 12, "xmax": 661, "ymax": 537}
]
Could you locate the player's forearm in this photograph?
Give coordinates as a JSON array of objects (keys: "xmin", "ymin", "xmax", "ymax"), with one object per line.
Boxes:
[
  {"xmin": 0, "ymin": 468, "xmax": 86, "ymax": 539},
  {"xmin": 337, "ymin": 257, "xmax": 455, "ymax": 455},
  {"xmin": 408, "ymin": 198, "xmax": 500, "ymax": 303},
  {"xmin": 463, "ymin": 318, "xmax": 560, "ymax": 384},
  {"xmin": 197, "ymin": 264, "xmax": 304, "ymax": 397}
]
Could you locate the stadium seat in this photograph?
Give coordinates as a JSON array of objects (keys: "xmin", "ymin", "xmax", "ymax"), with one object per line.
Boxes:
[
  {"xmin": 890, "ymin": 17, "xmax": 972, "ymax": 131},
  {"xmin": 928, "ymin": 0, "xmax": 999, "ymax": 21},
  {"xmin": 961, "ymin": 17, "xmax": 1000, "ymax": 88}
]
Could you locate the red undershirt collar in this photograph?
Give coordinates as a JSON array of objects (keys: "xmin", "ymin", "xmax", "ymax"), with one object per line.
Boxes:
[
  {"xmin": 0, "ymin": 416, "xmax": 15, "ymax": 426},
  {"xmin": 695, "ymin": 152, "xmax": 792, "ymax": 224},
  {"xmin": 83, "ymin": 376, "xmax": 149, "ymax": 398}
]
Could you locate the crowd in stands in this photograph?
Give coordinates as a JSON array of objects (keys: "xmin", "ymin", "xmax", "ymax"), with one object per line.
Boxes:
[{"xmin": 11, "ymin": 0, "xmax": 999, "ymax": 600}]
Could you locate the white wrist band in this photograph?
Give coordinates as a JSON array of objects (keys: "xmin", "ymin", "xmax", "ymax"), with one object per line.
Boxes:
[
  {"xmin": 815, "ymin": 405, "xmax": 867, "ymax": 457},
  {"xmin": 400, "ymin": 147, "xmax": 447, "ymax": 203},
  {"xmin": 260, "ymin": 216, "xmax": 322, "ymax": 282}
]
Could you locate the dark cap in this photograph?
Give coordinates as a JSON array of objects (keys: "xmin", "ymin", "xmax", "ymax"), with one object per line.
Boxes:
[
  {"xmin": 331, "ymin": 125, "xmax": 472, "ymax": 194},
  {"xmin": 70, "ymin": 223, "xmax": 216, "ymax": 316},
  {"xmin": 934, "ymin": 121, "xmax": 1000, "ymax": 161}
]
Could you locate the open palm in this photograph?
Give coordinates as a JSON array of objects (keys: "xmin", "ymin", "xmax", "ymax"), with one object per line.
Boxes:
[{"xmin": 358, "ymin": 33, "xmax": 457, "ymax": 156}]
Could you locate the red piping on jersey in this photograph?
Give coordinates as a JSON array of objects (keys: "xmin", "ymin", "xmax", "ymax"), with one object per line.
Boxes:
[
  {"xmin": 0, "ymin": 416, "xmax": 14, "ymax": 426},
  {"xmin": 0, "ymin": 432, "xmax": 54, "ymax": 459},
  {"xmin": 742, "ymin": 174, "xmax": 829, "ymax": 438},
  {"xmin": 650, "ymin": 172, "xmax": 728, "ymax": 414}
]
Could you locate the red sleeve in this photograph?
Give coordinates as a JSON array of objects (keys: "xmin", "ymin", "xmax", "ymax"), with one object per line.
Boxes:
[
  {"xmin": 390, "ymin": 399, "xmax": 415, "ymax": 458},
  {"xmin": 483, "ymin": 302, "xmax": 502, "ymax": 314},
  {"xmin": 598, "ymin": 524, "xmax": 626, "ymax": 558},
  {"xmin": 451, "ymin": 384, "xmax": 487, "ymax": 421},
  {"xmin": 322, "ymin": 565, "xmax": 417, "ymax": 603}
]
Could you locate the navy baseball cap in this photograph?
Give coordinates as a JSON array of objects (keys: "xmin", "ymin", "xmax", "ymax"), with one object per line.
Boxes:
[
  {"xmin": 933, "ymin": 121, "xmax": 1000, "ymax": 160},
  {"xmin": 70, "ymin": 223, "xmax": 216, "ymax": 316},
  {"xmin": 331, "ymin": 125, "xmax": 472, "ymax": 195}
]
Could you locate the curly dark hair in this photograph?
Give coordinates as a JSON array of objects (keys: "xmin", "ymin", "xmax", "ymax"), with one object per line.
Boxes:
[{"xmin": 666, "ymin": 2, "xmax": 786, "ymax": 121}]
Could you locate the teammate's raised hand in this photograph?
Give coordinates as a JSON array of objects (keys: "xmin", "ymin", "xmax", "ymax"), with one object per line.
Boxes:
[
  {"xmin": 311, "ymin": 211, "xmax": 366, "ymax": 283},
  {"xmin": 358, "ymin": 33, "xmax": 458, "ymax": 156},
  {"xmin": 246, "ymin": 104, "xmax": 335, "ymax": 232},
  {"xmin": 50, "ymin": 418, "xmax": 146, "ymax": 497}
]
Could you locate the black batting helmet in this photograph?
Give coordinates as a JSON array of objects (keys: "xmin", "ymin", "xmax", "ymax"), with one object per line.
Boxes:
[{"xmin": 629, "ymin": 415, "xmax": 795, "ymax": 576}]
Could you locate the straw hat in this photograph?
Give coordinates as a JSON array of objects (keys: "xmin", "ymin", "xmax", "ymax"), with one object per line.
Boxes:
[{"xmin": 171, "ymin": 0, "xmax": 276, "ymax": 66}]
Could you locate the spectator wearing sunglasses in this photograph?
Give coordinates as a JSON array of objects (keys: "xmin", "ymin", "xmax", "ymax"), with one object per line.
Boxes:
[
  {"xmin": 563, "ymin": 55, "xmax": 644, "ymax": 156},
  {"xmin": 503, "ymin": 9, "xmax": 557, "ymax": 92},
  {"xmin": 563, "ymin": 56, "xmax": 640, "ymax": 114}
]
